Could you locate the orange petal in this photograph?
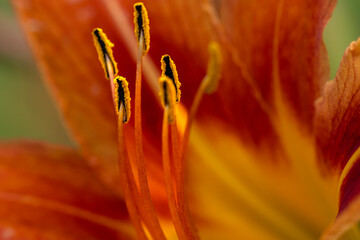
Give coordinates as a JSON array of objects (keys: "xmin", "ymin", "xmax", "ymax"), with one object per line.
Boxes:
[
  {"xmin": 0, "ymin": 141, "xmax": 134, "ymax": 239},
  {"xmin": 321, "ymin": 157, "xmax": 360, "ymax": 239},
  {"xmin": 315, "ymin": 38, "xmax": 360, "ymax": 173},
  {"xmin": 186, "ymin": 121, "xmax": 337, "ymax": 240},
  {"xmin": 205, "ymin": 0, "xmax": 335, "ymax": 149},
  {"xmin": 315, "ymin": 37, "xmax": 360, "ymax": 239},
  {"xmin": 12, "ymin": 0, "xmax": 164, "ymax": 192}
]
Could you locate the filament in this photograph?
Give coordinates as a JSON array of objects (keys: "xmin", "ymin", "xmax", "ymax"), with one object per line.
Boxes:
[
  {"xmin": 117, "ymin": 103, "xmax": 148, "ymax": 240},
  {"xmin": 162, "ymin": 106, "xmax": 187, "ymax": 240},
  {"xmin": 160, "ymin": 75, "xmax": 199, "ymax": 240},
  {"xmin": 134, "ymin": 30, "xmax": 166, "ymax": 240}
]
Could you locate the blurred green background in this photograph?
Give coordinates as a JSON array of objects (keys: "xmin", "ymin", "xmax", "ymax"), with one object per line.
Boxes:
[{"xmin": 0, "ymin": 0, "xmax": 359, "ymax": 147}]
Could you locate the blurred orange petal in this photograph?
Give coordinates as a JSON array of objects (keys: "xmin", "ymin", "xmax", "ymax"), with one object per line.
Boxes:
[
  {"xmin": 0, "ymin": 141, "xmax": 134, "ymax": 239},
  {"xmin": 321, "ymin": 157, "xmax": 360, "ymax": 239}
]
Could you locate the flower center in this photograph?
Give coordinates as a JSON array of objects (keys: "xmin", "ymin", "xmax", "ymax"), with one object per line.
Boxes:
[{"xmin": 92, "ymin": 3, "xmax": 222, "ymax": 239}]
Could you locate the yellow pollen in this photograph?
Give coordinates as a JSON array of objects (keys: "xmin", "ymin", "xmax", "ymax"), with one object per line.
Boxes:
[
  {"xmin": 161, "ymin": 54, "xmax": 181, "ymax": 103},
  {"xmin": 159, "ymin": 76, "xmax": 176, "ymax": 123},
  {"xmin": 114, "ymin": 76, "xmax": 131, "ymax": 123},
  {"xmin": 92, "ymin": 28, "xmax": 118, "ymax": 79},
  {"xmin": 204, "ymin": 41, "xmax": 222, "ymax": 94},
  {"xmin": 134, "ymin": 2, "xmax": 150, "ymax": 56}
]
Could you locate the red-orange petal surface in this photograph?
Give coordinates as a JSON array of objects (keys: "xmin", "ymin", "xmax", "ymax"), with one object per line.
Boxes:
[
  {"xmin": 315, "ymin": 37, "xmax": 360, "ymax": 239},
  {"xmin": 315, "ymin": 38, "xmax": 360, "ymax": 173},
  {"xmin": 0, "ymin": 141, "xmax": 134, "ymax": 240},
  {"xmin": 213, "ymin": 0, "xmax": 335, "ymax": 149},
  {"xmin": 320, "ymin": 157, "xmax": 360, "ymax": 239}
]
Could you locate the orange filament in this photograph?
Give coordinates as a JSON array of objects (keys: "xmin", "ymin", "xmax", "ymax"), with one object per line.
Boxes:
[
  {"xmin": 171, "ymin": 120, "xmax": 199, "ymax": 240},
  {"xmin": 160, "ymin": 63, "xmax": 199, "ymax": 240},
  {"xmin": 180, "ymin": 41, "xmax": 222, "ymax": 161},
  {"xmin": 134, "ymin": 30, "xmax": 166, "ymax": 240},
  {"xmin": 174, "ymin": 42, "xmax": 223, "ymax": 240},
  {"xmin": 162, "ymin": 106, "xmax": 187, "ymax": 240},
  {"xmin": 117, "ymin": 103, "xmax": 148, "ymax": 240}
]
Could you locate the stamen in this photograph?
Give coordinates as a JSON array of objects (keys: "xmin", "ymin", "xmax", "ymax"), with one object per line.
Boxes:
[
  {"xmin": 171, "ymin": 120, "xmax": 200, "ymax": 240},
  {"xmin": 161, "ymin": 55, "xmax": 181, "ymax": 103},
  {"xmin": 159, "ymin": 75, "xmax": 199, "ymax": 239},
  {"xmin": 203, "ymin": 42, "xmax": 222, "ymax": 94},
  {"xmin": 134, "ymin": 2, "xmax": 150, "ymax": 55},
  {"xmin": 133, "ymin": 3, "xmax": 166, "ymax": 239},
  {"xmin": 174, "ymin": 42, "xmax": 223, "ymax": 240},
  {"xmin": 159, "ymin": 76, "xmax": 177, "ymax": 123},
  {"xmin": 161, "ymin": 101, "xmax": 187, "ymax": 240},
  {"xmin": 181, "ymin": 41, "xmax": 223, "ymax": 159},
  {"xmin": 117, "ymin": 103, "xmax": 148, "ymax": 240},
  {"xmin": 114, "ymin": 76, "xmax": 131, "ymax": 123},
  {"xmin": 92, "ymin": 21, "xmax": 159, "ymax": 240},
  {"xmin": 92, "ymin": 28, "xmax": 118, "ymax": 79}
]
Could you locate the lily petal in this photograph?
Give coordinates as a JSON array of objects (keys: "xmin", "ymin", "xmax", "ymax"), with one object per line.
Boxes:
[
  {"xmin": 208, "ymin": 0, "xmax": 336, "ymax": 150},
  {"xmin": 315, "ymin": 38, "xmax": 360, "ymax": 173},
  {"xmin": 0, "ymin": 141, "xmax": 134, "ymax": 239},
  {"xmin": 321, "ymin": 157, "xmax": 360, "ymax": 240},
  {"xmin": 315, "ymin": 38, "xmax": 360, "ymax": 238},
  {"xmin": 186, "ymin": 121, "xmax": 337, "ymax": 240}
]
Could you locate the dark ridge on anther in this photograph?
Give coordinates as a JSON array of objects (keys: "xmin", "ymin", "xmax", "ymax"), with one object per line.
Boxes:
[
  {"xmin": 116, "ymin": 79, "xmax": 127, "ymax": 122},
  {"xmin": 163, "ymin": 56, "xmax": 178, "ymax": 99},
  {"xmin": 136, "ymin": 5, "xmax": 144, "ymax": 48},
  {"xmin": 93, "ymin": 29, "xmax": 115, "ymax": 79},
  {"xmin": 162, "ymin": 81, "xmax": 169, "ymax": 106}
]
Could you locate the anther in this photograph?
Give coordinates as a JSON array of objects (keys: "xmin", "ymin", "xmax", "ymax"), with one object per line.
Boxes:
[
  {"xmin": 92, "ymin": 28, "xmax": 118, "ymax": 79},
  {"xmin": 134, "ymin": 2, "xmax": 150, "ymax": 55},
  {"xmin": 161, "ymin": 55, "xmax": 181, "ymax": 103},
  {"xmin": 114, "ymin": 76, "xmax": 131, "ymax": 123},
  {"xmin": 203, "ymin": 41, "xmax": 222, "ymax": 94},
  {"xmin": 159, "ymin": 76, "xmax": 176, "ymax": 123}
]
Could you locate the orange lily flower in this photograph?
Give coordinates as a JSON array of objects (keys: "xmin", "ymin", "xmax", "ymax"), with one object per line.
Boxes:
[{"xmin": 6, "ymin": 0, "xmax": 360, "ymax": 239}]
